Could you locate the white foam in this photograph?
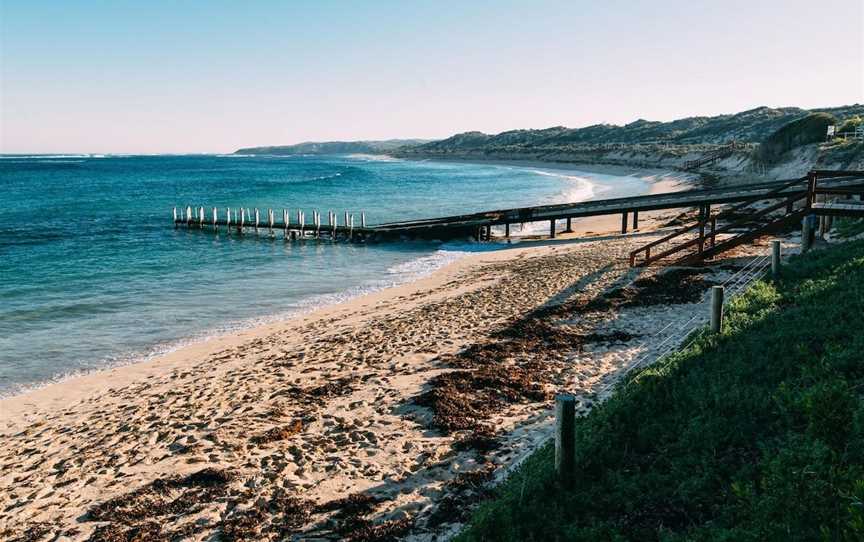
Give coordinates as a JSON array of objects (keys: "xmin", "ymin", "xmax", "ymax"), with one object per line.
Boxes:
[{"xmin": 345, "ymin": 154, "xmax": 403, "ymax": 162}]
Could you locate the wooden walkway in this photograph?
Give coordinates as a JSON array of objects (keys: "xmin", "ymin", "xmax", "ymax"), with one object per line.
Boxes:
[{"xmin": 173, "ymin": 171, "xmax": 864, "ymax": 244}]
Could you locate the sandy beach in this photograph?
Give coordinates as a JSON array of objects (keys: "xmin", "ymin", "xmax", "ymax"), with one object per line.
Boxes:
[{"xmin": 0, "ymin": 171, "xmax": 735, "ymax": 541}]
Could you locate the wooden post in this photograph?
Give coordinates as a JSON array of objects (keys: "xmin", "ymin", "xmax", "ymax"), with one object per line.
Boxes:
[
  {"xmin": 314, "ymin": 211, "xmax": 320, "ymax": 238},
  {"xmin": 555, "ymin": 393, "xmax": 576, "ymax": 489},
  {"xmin": 771, "ymin": 240, "xmax": 781, "ymax": 277},
  {"xmin": 283, "ymin": 209, "xmax": 289, "ymax": 238},
  {"xmin": 349, "ymin": 214, "xmax": 354, "ymax": 240},
  {"xmin": 332, "ymin": 211, "xmax": 337, "ymax": 237},
  {"xmin": 710, "ymin": 217, "xmax": 717, "ymax": 248},
  {"xmin": 240, "ymin": 208, "xmax": 245, "ymax": 232},
  {"xmin": 361, "ymin": 212, "xmax": 367, "ymax": 229},
  {"xmin": 505, "ymin": 222, "xmax": 510, "ymax": 238},
  {"xmin": 564, "ymin": 217, "xmax": 573, "ymax": 233},
  {"xmin": 199, "ymin": 207, "xmax": 204, "ymax": 228},
  {"xmin": 711, "ymin": 285, "xmax": 724, "ymax": 334},
  {"xmin": 802, "ymin": 216, "xmax": 812, "ymax": 252},
  {"xmin": 254, "ymin": 209, "xmax": 260, "ymax": 232},
  {"xmin": 186, "ymin": 206, "xmax": 192, "ymax": 227},
  {"xmin": 621, "ymin": 212, "xmax": 628, "ymax": 234},
  {"xmin": 632, "ymin": 211, "xmax": 639, "ymax": 230},
  {"xmin": 550, "ymin": 219, "xmax": 557, "ymax": 239},
  {"xmin": 226, "ymin": 207, "xmax": 231, "ymax": 232},
  {"xmin": 212, "ymin": 207, "xmax": 218, "ymax": 232},
  {"xmin": 173, "ymin": 207, "xmax": 178, "ymax": 228}
]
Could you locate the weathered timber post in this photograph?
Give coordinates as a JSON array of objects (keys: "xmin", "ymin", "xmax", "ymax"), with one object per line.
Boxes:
[
  {"xmin": 621, "ymin": 212, "xmax": 628, "ymax": 234},
  {"xmin": 361, "ymin": 212, "xmax": 367, "ymax": 229},
  {"xmin": 802, "ymin": 215, "xmax": 813, "ymax": 252},
  {"xmin": 711, "ymin": 285, "xmax": 724, "ymax": 334},
  {"xmin": 550, "ymin": 219, "xmax": 557, "ymax": 239},
  {"xmin": 173, "ymin": 207, "xmax": 178, "ymax": 228},
  {"xmin": 710, "ymin": 217, "xmax": 717, "ymax": 248},
  {"xmin": 771, "ymin": 240, "xmax": 781, "ymax": 277},
  {"xmin": 199, "ymin": 207, "xmax": 204, "ymax": 228},
  {"xmin": 186, "ymin": 206, "xmax": 192, "ymax": 227},
  {"xmin": 268, "ymin": 209, "xmax": 274, "ymax": 235},
  {"xmin": 212, "ymin": 207, "xmax": 218, "ymax": 232},
  {"xmin": 555, "ymin": 393, "xmax": 576, "ymax": 488},
  {"xmin": 254, "ymin": 209, "xmax": 260, "ymax": 232},
  {"xmin": 632, "ymin": 211, "xmax": 639, "ymax": 230},
  {"xmin": 349, "ymin": 214, "xmax": 354, "ymax": 240},
  {"xmin": 565, "ymin": 217, "xmax": 573, "ymax": 233},
  {"xmin": 239, "ymin": 208, "xmax": 245, "ymax": 233},
  {"xmin": 505, "ymin": 223, "xmax": 510, "ymax": 238},
  {"xmin": 226, "ymin": 207, "xmax": 231, "ymax": 233},
  {"xmin": 314, "ymin": 211, "xmax": 321, "ymax": 238}
]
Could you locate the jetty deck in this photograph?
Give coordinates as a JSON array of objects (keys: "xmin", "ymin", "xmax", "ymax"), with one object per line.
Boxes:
[{"xmin": 174, "ymin": 171, "xmax": 864, "ymax": 244}]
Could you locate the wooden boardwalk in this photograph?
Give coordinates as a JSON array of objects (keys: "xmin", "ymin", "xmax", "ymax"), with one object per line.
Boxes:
[{"xmin": 173, "ymin": 172, "xmax": 864, "ymax": 243}]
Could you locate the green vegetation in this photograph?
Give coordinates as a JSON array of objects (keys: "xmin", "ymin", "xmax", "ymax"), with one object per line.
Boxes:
[
  {"xmin": 757, "ymin": 112, "xmax": 837, "ymax": 164},
  {"xmin": 457, "ymin": 240, "xmax": 864, "ymax": 541},
  {"xmin": 395, "ymin": 105, "xmax": 864, "ymax": 159},
  {"xmin": 835, "ymin": 218, "xmax": 864, "ymax": 239},
  {"xmin": 838, "ymin": 116, "xmax": 863, "ymax": 135}
]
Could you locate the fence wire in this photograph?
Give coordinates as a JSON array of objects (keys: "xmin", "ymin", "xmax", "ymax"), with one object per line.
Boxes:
[{"xmin": 592, "ymin": 250, "xmax": 773, "ymax": 399}]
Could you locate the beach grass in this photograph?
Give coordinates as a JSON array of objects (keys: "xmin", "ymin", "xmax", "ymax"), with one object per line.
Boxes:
[{"xmin": 456, "ymin": 239, "xmax": 864, "ymax": 541}]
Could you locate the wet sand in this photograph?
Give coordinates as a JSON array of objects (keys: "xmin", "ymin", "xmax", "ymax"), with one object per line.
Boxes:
[{"xmin": 0, "ymin": 174, "xmax": 720, "ymax": 541}]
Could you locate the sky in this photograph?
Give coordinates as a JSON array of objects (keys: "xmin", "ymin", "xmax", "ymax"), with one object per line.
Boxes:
[{"xmin": 1, "ymin": 0, "xmax": 862, "ymax": 154}]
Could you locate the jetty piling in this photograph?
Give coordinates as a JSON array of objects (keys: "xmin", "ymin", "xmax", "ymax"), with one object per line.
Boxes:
[{"xmin": 173, "ymin": 207, "xmax": 178, "ymax": 227}]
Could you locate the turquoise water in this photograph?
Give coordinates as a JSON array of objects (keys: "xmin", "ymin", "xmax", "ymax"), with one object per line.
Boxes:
[{"xmin": 0, "ymin": 154, "xmax": 648, "ymax": 396}]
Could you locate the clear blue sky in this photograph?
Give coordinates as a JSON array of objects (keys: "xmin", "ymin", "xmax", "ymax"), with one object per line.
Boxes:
[{"xmin": 1, "ymin": 0, "xmax": 862, "ymax": 153}]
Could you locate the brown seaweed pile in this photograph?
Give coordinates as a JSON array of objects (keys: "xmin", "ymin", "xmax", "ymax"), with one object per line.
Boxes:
[{"xmin": 85, "ymin": 468, "xmax": 232, "ymax": 541}]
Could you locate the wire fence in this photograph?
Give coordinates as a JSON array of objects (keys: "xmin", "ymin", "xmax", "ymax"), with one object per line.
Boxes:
[{"xmin": 592, "ymin": 249, "xmax": 774, "ymax": 399}]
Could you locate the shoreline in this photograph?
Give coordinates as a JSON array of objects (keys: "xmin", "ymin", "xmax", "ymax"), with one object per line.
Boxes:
[
  {"xmin": 0, "ymin": 161, "xmax": 688, "ymax": 407},
  {"xmin": 0, "ymin": 166, "xmax": 699, "ymax": 540},
  {"xmin": 0, "ymin": 167, "xmax": 688, "ymax": 413}
]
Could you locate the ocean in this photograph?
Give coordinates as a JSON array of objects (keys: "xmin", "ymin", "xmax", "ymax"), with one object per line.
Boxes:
[{"xmin": 0, "ymin": 154, "xmax": 649, "ymax": 397}]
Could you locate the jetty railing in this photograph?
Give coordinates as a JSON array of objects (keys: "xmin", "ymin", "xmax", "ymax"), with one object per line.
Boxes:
[{"xmin": 629, "ymin": 170, "xmax": 864, "ymax": 267}]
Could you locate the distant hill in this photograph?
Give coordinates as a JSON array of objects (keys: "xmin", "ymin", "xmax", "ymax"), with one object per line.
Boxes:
[
  {"xmin": 234, "ymin": 139, "xmax": 431, "ymax": 155},
  {"xmin": 396, "ymin": 105, "xmax": 864, "ymax": 155}
]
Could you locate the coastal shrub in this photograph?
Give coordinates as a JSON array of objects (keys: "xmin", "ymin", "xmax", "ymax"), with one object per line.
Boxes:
[
  {"xmin": 455, "ymin": 240, "xmax": 864, "ymax": 541},
  {"xmin": 757, "ymin": 112, "xmax": 837, "ymax": 164},
  {"xmin": 838, "ymin": 116, "xmax": 862, "ymax": 135}
]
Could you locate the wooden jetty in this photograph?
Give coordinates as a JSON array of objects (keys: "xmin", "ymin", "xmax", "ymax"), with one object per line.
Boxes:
[
  {"xmin": 173, "ymin": 206, "xmax": 376, "ymax": 241},
  {"xmin": 172, "ymin": 171, "xmax": 864, "ymax": 255}
]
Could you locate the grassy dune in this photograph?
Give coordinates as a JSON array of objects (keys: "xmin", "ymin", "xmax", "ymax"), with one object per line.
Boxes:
[{"xmin": 457, "ymin": 240, "xmax": 864, "ymax": 541}]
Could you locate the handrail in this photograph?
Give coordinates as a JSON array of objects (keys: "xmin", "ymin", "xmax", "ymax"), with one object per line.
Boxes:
[
  {"xmin": 640, "ymin": 193, "xmax": 805, "ymax": 266},
  {"xmin": 629, "ymin": 176, "xmax": 806, "ymax": 266}
]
